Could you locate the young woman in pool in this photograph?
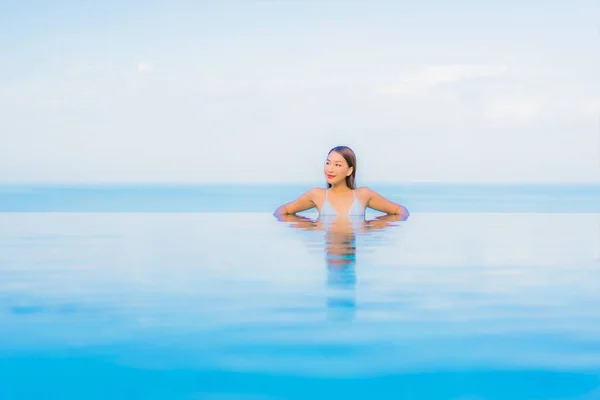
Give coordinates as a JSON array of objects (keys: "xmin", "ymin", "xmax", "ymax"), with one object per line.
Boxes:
[{"xmin": 274, "ymin": 146, "xmax": 409, "ymax": 218}]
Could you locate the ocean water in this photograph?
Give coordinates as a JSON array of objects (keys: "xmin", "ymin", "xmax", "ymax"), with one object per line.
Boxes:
[{"xmin": 1, "ymin": 184, "xmax": 599, "ymax": 400}]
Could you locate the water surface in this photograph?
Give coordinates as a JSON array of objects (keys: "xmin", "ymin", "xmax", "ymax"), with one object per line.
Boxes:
[{"xmin": 1, "ymin": 185, "xmax": 599, "ymax": 399}]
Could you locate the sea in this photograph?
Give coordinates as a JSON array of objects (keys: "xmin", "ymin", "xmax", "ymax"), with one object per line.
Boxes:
[{"xmin": 0, "ymin": 183, "xmax": 599, "ymax": 400}]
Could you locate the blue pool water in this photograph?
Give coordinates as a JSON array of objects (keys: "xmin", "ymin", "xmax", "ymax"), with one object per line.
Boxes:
[{"xmin": 1, "ymin": 184, "xmax": 599, "ymax": 399}]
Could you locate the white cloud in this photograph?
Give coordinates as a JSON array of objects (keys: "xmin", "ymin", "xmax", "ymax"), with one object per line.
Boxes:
[
  {"xmin": 403, "ymin": 64, "xmax": 510, "ymax": 87},
  {"xmin": 1, "ymin": 60, "xmax": 597, "ymax": 184},
  {"xmin": 481, "ymin": 92, "xmax": 546, "ymax": 122},
  {"xmin": 480, "ymin": 89, "xmax": 600, "ymax": 123},
  {"xmin": 377, "ymin": 64, "xmax": 510, "ymax": 95},
  {"xmin": 137, "ymin": 61, "xmax": 155, "ymax": 74}
]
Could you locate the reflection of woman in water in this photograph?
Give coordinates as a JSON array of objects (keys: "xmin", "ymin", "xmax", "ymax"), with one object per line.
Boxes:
[
  {"xmin": 324, "ymin": 222, "xmax": 358, "ymax": 317},
  {"xmin": 274, "ymin": 146, "xmax": 409, "ymax": 219},
  {"xmin": 277, "ymin": 213, "xmax": 405, "ymax": 320}
]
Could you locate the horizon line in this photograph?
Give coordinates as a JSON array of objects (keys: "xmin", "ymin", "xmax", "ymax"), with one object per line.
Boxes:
[{"xmin": 0, "ymin": 181, "xmax": 598, "ymax": 186}]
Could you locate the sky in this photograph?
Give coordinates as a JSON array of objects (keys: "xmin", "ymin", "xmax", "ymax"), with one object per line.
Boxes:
[{"xmin": 0, "ymin": 0, "xmax": 598, "ymax": 184}]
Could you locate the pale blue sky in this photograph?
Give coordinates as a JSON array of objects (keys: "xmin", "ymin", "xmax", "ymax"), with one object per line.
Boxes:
[{"xmin": 1, "ymin": 0, "xmax": 598, "ymax": 183}]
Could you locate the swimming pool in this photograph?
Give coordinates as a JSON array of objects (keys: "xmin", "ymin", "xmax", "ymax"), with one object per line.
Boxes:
[{"xmin": 1, "ymin": 184, "xmax": 599, "ymax": 399}]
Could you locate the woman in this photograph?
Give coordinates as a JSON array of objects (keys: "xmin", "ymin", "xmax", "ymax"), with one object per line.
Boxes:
[{"xmin": 274, "ymin": 146, "xmax": 409, "ymax": 218}]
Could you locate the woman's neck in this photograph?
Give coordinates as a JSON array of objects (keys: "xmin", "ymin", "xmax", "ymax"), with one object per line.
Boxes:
[{"xmin": 329, "ymin": 183, "xmax": 352, "ymax": 193}]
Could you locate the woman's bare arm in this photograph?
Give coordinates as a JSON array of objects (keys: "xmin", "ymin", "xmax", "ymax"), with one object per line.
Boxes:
[
  {"xmin": 274, "ymin": 188, "xmax": 319, "ymax": 216},
  {"xmin": 364, "ymin": 188, "xmax": 409, "ymax": 216}
]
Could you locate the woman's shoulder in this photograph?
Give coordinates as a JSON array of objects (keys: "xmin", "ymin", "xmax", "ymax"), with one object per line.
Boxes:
[
  {"xmin": 303, "ymin": 187, "xmax": 326, "ymax": 199},
  {"xmin": 355, "ymin": 186, "xmax": 375, "ymax": 195},
  {"xmin": 354, "ymin": 186, "xmax": 372, "ymax": 201}
]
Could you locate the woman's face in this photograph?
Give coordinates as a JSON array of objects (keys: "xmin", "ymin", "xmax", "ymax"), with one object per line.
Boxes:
[{"xmin": 324, "ymin": 151, "xmax": 352, "ymax": 186}]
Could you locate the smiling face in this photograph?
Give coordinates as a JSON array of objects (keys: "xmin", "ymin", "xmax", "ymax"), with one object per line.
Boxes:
[{"xmin": 324, "ymin": 151, "xmax": 354, "ymax": 187}]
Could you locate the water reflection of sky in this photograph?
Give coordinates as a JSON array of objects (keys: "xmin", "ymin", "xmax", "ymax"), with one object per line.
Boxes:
[{"xmin": 0, "ymin": 212, "xmax": 599, "ymax": 399}]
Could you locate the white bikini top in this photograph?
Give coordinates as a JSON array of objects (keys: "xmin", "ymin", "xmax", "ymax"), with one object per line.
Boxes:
[{"xmin": 319, "ymin": 189, "xmax": 365, "ymax": 217}]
